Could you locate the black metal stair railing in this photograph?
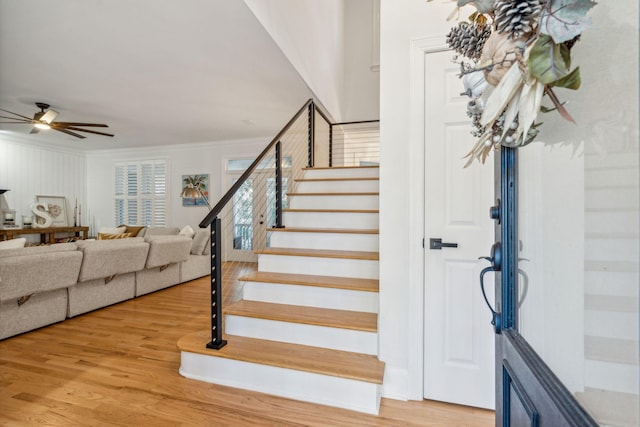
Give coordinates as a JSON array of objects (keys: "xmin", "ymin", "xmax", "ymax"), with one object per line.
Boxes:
[{"xmin": 198, "ymin": 98, "xmax": 379, "ymax": 350}]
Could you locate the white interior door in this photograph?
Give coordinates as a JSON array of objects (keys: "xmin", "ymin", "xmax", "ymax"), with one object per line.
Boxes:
[{"xmin": 423, "ymin": 49, "xmax": 495, "ymax": 409}]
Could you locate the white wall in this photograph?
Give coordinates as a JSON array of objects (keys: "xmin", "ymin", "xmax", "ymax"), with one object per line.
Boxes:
[
  {"xmin": 244, "ymin": 0, "xmax": 380, "ymax": 122},
  {"xmin": 0, "ymin": 135, "xmax": 86, "ymax": 238},
  {"xmin": 343, "ymin": 0, "xmax": 380, "ymax": 121},
  {"xmin": 378, "ymin": 0, "xmax": 456, "ymax": 400},
  {"xmin": 85, "ymin": 138, "xmax": 267, "ymax": 233},
  {"xmin": 244, "ymin": 0, "xmax": 346, "ymax": 120}
]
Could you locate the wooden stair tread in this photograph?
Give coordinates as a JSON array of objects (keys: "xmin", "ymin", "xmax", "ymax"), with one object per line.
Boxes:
[
  {"xmin": 295, "ymin": 177, "xmax": 379, "ymax": 182},
  {"xmin": 283, "ymin": 208, "xmax": 379, "ymax": 213},
  {"xmin": 256, "ymin": 247, "xmax": 379, "ymax": 260},
  {"xmin": 237, "ymin": 271, "xmax": 379, "ymax": 292},
  {"xmin": 267, "ymin": 227, "xmax": 379, "ymax": 234},
  {"xmin": 178, "ymin": 331, "xmax": 384, "ymax": 384},
  {"xmin": 287, "ymin": 192, "xmax": 379, "ymax": 196},
  {"xmin": 225, "ymin": 300, "xmax": 378, "ymax": 332}
]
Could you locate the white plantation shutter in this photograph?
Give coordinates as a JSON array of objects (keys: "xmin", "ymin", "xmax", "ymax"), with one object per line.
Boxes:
[{"xmin": 114, "ymin": 160, "xmax": 167, "ymax": 227}]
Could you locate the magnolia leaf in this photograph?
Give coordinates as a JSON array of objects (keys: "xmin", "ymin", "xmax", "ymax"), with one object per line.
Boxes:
[
  {"xmin": 545, "ymin": 86, "xmax": 576, "ymax": 123},
  {"xmin": 528, "ymin": 35, "xmax": 572, "ymax": 85},
  {"xmin": 539, "ymin": 0, "xmax": 597, "ymax": 44},
  {"xmin": 550, "ymin": 66, "xmax": 581, "ymax": 90}
]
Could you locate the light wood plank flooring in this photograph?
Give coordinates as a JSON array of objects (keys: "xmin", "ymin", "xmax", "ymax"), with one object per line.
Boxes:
[{"xmin": 0, "ymin": 263, "xmax": 494, "ymax": 426}]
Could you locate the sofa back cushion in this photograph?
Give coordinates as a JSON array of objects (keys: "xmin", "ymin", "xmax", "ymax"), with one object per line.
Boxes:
[
  {"xmin": 76, "ymin": 238, "xmax": 150, "ymax": 282},
  {"xmin": 144, "ymin": 235, "xmax": 191, "ymax": 268},
  {"xmin": 191, "ymin": 230, "xmax": 209, "ymax": 255},
  {"xmin": 0, "ymin": 243, "xmax": 83, "ymax": 300},
  {"xmin": 144, "ymin": 227, "xmax": 180, "ymax": 237}
]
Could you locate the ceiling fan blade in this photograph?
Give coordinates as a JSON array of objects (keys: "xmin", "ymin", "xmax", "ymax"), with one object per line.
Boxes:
[
  {"xmin": 0, "ymin": 121, "xmax": 34, "ymax": 124},
  {"xmin": 0, "ymin": 108, "xmax": 34, "ymax": 121},
  {"xmin": 63, "ymin": 126, "xmax": 114, "ymax": 137},
  {"xmin": 52, "ymin": 127, "xmax": 86, "ymax": 139},
  {"xmin": 52, "ymin": 122, "xmax": 109, "ymax": 128},
  {"xmin": 40, "ymin": 109, "xmax": 58, "ymax": 124},
  {"xmin": 0, "ymin": 115, "xmax": 33, "ymax": 123}
]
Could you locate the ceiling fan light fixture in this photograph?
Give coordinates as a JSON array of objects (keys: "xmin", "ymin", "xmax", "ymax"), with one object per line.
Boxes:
[{"xmin": 34, "ymin": 122, "xmax": 51, "ymax": 130}]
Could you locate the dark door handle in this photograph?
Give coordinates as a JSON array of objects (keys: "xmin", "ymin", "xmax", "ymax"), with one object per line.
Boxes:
[
  {"xmin": 429, "ymin": 238, "xmax": 458, "ymax": 250},
  {"xmin": 479, "ymin": 242, "xmax": 502, "ymax": 333}
]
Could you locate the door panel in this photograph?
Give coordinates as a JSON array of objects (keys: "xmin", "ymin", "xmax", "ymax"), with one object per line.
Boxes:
[{"xmin": 424, "ymin": 49, "xmax": 495, "ymax": 409}]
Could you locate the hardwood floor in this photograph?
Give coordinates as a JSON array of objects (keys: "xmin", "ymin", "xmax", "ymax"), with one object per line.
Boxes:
[{"xmin": 0, "ymin": 264, "xmax": 494, "ymax": 426}]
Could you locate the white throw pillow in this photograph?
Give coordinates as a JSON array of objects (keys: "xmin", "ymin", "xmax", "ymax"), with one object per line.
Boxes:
[
  {"xmin": 0, "ymin": 237, "xmax": 26, "ymax": 250},
  {"xmin": 98, "ymin": 226, "xmax": 126, "ymax": 235},
  {"xmin": 179, "ymin": 225, "xmax": 195, "ymax": 239}
]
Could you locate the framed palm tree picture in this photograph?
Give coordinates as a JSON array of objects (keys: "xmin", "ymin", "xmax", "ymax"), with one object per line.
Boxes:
[{"xmin": 181, "ymin": 174, "xmax": 209, "ymax": 207}]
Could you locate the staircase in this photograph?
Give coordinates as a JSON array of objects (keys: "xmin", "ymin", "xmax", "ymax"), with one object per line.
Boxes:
[{"xmin": 178, "ymin": 165, "xmax": 384, "ymax": 414}]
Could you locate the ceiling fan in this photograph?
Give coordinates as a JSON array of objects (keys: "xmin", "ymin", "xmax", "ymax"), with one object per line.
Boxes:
[{"xmin": 0, "ymin": 102, "xmax": 114, "ymax": 139}]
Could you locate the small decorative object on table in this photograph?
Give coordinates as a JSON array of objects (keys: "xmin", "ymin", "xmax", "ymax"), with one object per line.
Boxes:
[
  {"xmin": 22, "ymin": 216, "xmax": 33, "ymax": 228},
  {"xmin": 436, "ymin": 0, "xmax": 596, "ymax": 165},
  {"xmin": 2, "ymin": 209, "xmax": 18, "ymax": 229}
]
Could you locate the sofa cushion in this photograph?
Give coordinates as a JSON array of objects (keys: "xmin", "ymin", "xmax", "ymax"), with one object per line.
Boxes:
[
  {"xmin": 179, "ymin": 225, "xmax": 195, "ymax": 239},
  {"xmin": 0, "ymin": 238, "xmax": 26, "ymax": 250},
  {"xmin": 144, "ymin": 235, "xmax": 191, "ymax": 268},
  {"xmin": 97, "ymin": 232, "xmax": 134, "ymax": 240},
  {"xmin": 191, "ymin": 230, "xmax": 209, "ymax": 255},
  {"xmin": 0, "ymin": 243, "xmax": 83, "ymax": 301},
  {"xmin": 76, "ymin": 238, "xmax": 149, "ymax": 282},
  {"xmin": 118, "ymin": 224, "xmax": 146, "ymax": 237},
  {"xmin": 98, "ymin": 226, "xmax": 126, "ymax": 235},
  {"xmin": 144, "ymin": 226, "xmax": 180, "ymax": 236}
]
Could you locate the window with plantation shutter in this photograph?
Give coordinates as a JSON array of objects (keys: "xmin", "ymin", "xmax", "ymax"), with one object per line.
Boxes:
[{"xmin": 114, "ymin": 160, "xmax": 167, "ymax": 227}]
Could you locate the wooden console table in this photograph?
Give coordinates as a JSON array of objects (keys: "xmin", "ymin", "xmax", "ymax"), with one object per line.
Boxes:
[{"xmin": 0, "ymin": 226, "xmax": 89, "ymax": 244}]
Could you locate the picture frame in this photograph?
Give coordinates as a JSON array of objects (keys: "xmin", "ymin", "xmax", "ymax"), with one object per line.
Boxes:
[
  {"xmin": 181, "ymin": 174, "xmax": 210, "ymax": 207},
  {"xmin": 35, "ymin": 195, "xmax": 69, "ymax": 227}
]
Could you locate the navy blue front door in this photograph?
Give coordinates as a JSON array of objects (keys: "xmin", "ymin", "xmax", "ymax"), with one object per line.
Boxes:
[{"xmin": 492, "ymin": 147, "xmax": 598, "ymax": 427}]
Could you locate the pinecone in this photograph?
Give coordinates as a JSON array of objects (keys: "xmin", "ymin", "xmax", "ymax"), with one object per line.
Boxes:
[
  {"xmin": 446, "ymin": 22, "xmax": 492, "ymax": 61},
  {"xmin": 494, "ymin": 0, "xmax": 542, "ymax": 40}
]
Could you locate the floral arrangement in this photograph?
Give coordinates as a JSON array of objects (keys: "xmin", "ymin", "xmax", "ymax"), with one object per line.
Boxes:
[{"xmin": 440, "ymin": 0, "xmax": 596, "ymax": 165}]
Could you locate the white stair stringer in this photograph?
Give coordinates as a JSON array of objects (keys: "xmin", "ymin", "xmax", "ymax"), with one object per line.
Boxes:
[
  {"xmin": 243, "ymin": 281, "xmax": 378, "ymax": 313},
  {"xmin": 269, "ymin": 229, "xmax": 379, "ymax": 251},
  {"xmin": 258, "ymin": 253, "xmax": 379, "ymax": 279}
]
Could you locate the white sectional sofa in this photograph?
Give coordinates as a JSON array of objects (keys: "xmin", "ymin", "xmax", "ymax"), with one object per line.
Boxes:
[{"xmin": 0, "ymin": 226, "xmax": 211, "ymax": 340}]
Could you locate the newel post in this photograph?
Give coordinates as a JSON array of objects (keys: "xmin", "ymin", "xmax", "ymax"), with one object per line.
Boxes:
[{"xmin": 206, "ymin": 217, "xmax": 227, "ymax": 349}]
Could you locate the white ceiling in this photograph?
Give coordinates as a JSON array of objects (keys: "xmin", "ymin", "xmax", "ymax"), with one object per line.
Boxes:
[{"xmin": 0, "ymin": 0, "xmax": 315, "ymax": 150}]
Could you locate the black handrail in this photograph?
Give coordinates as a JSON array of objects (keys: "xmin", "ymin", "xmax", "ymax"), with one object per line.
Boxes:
[
  {"xmin": 199, "ymin": 98, "xmax": 333, "ymax": 228},
  {"xmin": 332, "ymin": 119, "xmax": 380, "ymax": 126}
]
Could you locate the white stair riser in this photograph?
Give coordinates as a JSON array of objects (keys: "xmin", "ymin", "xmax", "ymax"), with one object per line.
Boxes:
[
  {"xmin": 295, "ymin": 180, "xmax": 379, "ymax": 193},
  {"xmin": 270, "ymin": 231, "xmax": 379, "ymax": 251},
  {"xmin": 584, "ymin": 359, "xmax": 640, "ymax": 395},
  {"xmin": 289, "ymin": 194, "xmax": 378, "ymax": 210},
  {"xmin": 242, "ymin": 281, "xmax": 379, "ymax": 313},
  {"xmin": 180, "ymin": 353, "xmax": 381, "ymax": 414},
  {"xmin": 225, "ymin": 315, "xmax": 378, "ymax": 355},
  {"xmin": 283, "ymin": 211, "xmax": 379, "ymax": 230},
  {"xmin": 303, "ymin": 168, "xmax": 379, "ymax": 180},
  {"xmin": 585, "ymin": 310, "xmax": 639, "ymax": 341},
  {"xmin": 258, "ymin": 254, "xmax": 379, "ymax": 279}
]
